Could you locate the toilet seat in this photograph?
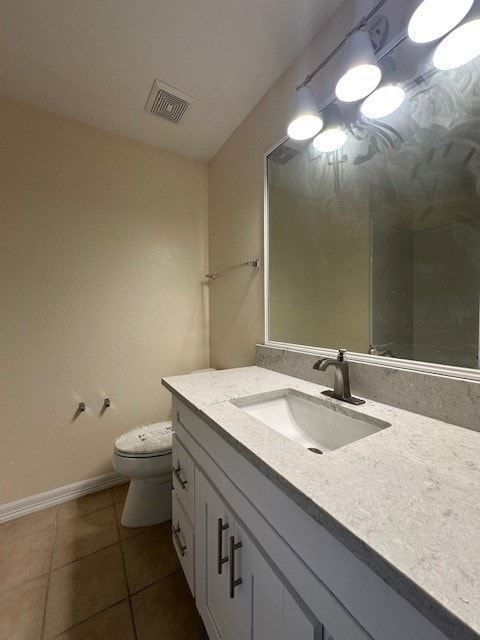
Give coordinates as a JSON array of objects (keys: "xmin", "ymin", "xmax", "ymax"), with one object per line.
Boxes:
[{"xmin": 114, "ymin": 421, "xmax": 173, "ymax": 459}]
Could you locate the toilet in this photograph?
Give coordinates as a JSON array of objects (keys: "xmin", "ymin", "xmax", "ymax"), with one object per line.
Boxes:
[
  {"xmin": 113, "ymin": 421, "xmax": 174, "ymax": 527},
  {"xmin": 113, "ymin": 368, "xmax": 215, "ymax": 527}
]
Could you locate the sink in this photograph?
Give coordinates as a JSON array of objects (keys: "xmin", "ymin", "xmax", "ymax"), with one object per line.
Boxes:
[{"xmin": 232, "ymin": 389, "xmax": 390, "ymax": 454}]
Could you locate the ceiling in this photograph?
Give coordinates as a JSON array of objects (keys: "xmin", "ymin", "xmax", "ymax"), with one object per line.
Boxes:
[{"xmin": 0, "ymin": 0, "xmax": 344, "ymax": 160}]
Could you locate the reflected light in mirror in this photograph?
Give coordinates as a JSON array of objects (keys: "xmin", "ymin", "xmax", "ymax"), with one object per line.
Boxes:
[
  {"xmin": 360, "ymin": 85, "xmax": 406, "ymax": 119},
  {"xmin": 312, "ymin": 128, "xmax": 347, "ymax": 153},
  {"xmin": 433, "ymin": 20, "xmax": 480, "ymax": 70},
  {"xmin": 408, "ymin": 0, "xmax": 474, "ymax": 44}
]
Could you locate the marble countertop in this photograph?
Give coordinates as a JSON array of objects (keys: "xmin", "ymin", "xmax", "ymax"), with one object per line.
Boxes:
[{"xmin": 162, "ymin": 366, "xmax": 480, "ymax": 640}]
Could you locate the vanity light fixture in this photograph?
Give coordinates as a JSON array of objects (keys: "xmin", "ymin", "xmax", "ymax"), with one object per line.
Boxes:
[
  {"xmin": 360, "ymin": 85, "xmax": 405, "ymax": 119},
  {"xmin": 312, "ymin": 104, "xmax": 347, "ymax": 153},
  {"xmin": 360, "ymin": 57, "xmax": 406, "ymax": 119},
  {"xmin": 408, "ymin": 0, "xmax": 474, "ymax": 44},
  {"xmin": 284, "ymin": 0, "xmax": 395, "ymax": 139},
  {"xmin": 432, "ymin": 19, "xmax": 480, "ymax": 70},
  {"xmin": 287, "ymin": 86, "xmax": 323, "ymax": 140},
  {"xmin": 335, "ymin": 30, "xmax": 382, "ymax": 103}
]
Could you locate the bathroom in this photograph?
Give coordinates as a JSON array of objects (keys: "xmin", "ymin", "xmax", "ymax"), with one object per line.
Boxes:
[{"xmin": 1, "ymin": 0, "xmax": 479, "ymax": 638}]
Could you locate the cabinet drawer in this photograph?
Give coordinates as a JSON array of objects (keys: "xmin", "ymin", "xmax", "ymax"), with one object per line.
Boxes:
[
  {"xmin": 172, "ymin": 490, "xmax": 195, "ymax": 595},
  {"xmin": 172, "ymin": 434, "xmax": 195, "ymax": 521}
]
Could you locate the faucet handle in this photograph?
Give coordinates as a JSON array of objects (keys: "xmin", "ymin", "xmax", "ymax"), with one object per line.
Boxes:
[{"xmin": 337, "ymin": 349, "xmax": 347, "ymax": 362}]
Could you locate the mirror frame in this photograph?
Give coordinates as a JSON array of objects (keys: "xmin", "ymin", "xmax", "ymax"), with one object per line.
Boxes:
[{"xmin": 263, "ymin": 137, "xmax": 480, "ymax": 382}]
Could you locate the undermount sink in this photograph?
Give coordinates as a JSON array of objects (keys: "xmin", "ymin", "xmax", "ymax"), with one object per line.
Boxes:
[{"xmin": 232, "ymin": 389, "xmax": 390, "ymax": 454}]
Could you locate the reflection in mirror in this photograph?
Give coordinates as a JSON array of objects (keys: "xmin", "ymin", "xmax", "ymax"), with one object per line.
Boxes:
[{"xmin": 267, "ymin": 51, "xmax": 480, "ymax": 370}]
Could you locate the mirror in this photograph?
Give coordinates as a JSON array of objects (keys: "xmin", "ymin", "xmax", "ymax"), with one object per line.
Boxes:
[{"xmin": 267, "ymin": 44, "xmax": 480, "ymax": 371}]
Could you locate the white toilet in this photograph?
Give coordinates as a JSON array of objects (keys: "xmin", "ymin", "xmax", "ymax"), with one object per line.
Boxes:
[
  {"xmin": 113, "ymin": 421, "xmax": 174, "ymax": 527},
  {"xmin": 113, "ymin": 368, "xmax": 215, "ymax": 527}
]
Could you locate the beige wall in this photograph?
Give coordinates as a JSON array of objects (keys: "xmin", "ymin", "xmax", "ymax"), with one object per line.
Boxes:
[
  {"xmin": 269, "ymin": 186, "xmax": 370, "ymax": 353},
  {"xmin": 208, "ymin": 0, "xmax": 381, "ymax": 368},
  {"xmin": 1, "ymin": 96, "xmax": 209, "ymax": 503}
]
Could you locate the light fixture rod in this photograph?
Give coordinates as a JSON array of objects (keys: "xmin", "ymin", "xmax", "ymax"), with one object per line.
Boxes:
[
  {"xmin": 304, "ymin": 32, "xmax": 408, "ymax": 118},
  {"xmin": 297, "ymin": 0, "xmax": 392, "ymax": 89}
]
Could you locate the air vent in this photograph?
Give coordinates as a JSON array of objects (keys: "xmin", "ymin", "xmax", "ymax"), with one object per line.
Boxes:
[
  {"xmin": 269, "ymin": 144, "xmax": 301, "ymax": 164},
  {"xmin": 145, "ymin": 79, "xmax": 195, "ymax": 124}
]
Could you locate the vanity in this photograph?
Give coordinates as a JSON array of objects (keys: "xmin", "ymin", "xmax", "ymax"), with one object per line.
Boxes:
[{"xmin": 163, "ymin": 366, "xmax": 480, "ymax": 640}]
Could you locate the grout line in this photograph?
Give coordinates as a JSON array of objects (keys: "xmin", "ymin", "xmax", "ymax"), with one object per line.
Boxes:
[
  {"xmin": 127, "ymin": 566, "xmax": 182, "ymax": 598},
  {"xmin": 113, "ymin": 492, "xmax": 139, "ymax": 640},
  {"xmin": 56, "ymin": 493, "xmax": 115, "ymax": 525},
  {"xmin": 40, "ymin": 505, "xmax": 59, "ymax": 639},
  {"xmin": 56, "ymin": 504, "xmax": 114, "ymax": 526},
  {"xmin": 48, "ymin": 513, "xmax": 122, "ymax": 574},
  {"xmin": 43, "ymin": 599, "xmax": 132, "ymax": 640}
]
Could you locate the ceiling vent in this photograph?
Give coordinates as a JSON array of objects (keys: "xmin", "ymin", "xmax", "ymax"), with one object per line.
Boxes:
[
  {"xmin": 145, "ymin": 79, "xmax": 195, "ymax": 124},
  {"xmin": 269, "ymin": 144, "xmax": 301, "ymax": 164}
]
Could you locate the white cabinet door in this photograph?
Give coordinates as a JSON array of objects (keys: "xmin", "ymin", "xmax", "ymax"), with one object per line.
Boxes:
[
  {"xmin": 236, "ymin": 525, "xmax": 322, "ymax": 640},
  {"xmin": 196, "ymin": 469, "xmax": 322, "ymax": 640},
  {"xmin": 196, "ymin": 472, "xmax": 236, "ymax": 640},
  {"xmin": 283, "ymin": 590, "xmax": 323, "ymax": 640},
  {"xmin": 234, "ymin": 522, "xmax": 284, "ymax": 640}
]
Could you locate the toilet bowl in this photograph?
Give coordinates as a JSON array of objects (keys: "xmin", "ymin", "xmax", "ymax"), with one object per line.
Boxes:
[
  {"xmin": 113, "ymin": 368, "xmax": 216, "ymax": 527},
  {"xmin": 113, "ymin": 421, "xmax": 174, "ymax": 527}
]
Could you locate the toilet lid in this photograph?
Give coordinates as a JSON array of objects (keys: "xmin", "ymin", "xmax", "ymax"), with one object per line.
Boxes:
[{"xmin": 114, "ymin": 421, "xmax": 173, "ymax": 456}]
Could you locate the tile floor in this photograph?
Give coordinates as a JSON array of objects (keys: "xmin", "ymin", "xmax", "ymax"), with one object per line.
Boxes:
[{"xmin": 0, "ymin": 484, "xmax": 207, "ymax": 640}]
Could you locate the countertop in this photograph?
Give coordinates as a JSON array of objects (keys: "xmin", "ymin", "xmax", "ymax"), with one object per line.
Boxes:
[{"xmin": 162, "ymin": 366, "xmax": 480, "ymax": 640}]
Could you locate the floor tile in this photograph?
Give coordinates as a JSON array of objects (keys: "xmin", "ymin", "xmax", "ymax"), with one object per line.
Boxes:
[
  {"xmin": 114, "ymin": 502, "xmax": 149, "ymax": 541},
  {"xmin": 43, "ymin": 544, "xmax": 128, "ymax": 638},
  {"xmin": 57, "ymin": 489, "xmax": 112, "ymax": 523},
  {"xmin": 0, "ymin": 506, "xmax": 57, "ymax": 545},
  {"xmin": 52, "ymin": 506, "xmax": 119, "ymax": 569},
  {"xmin": 121, "ymin": 521, "xmax": 180, "ymax": 594},
  {"xmin": 131, "ymin": 571, "xmax": 207, "ymax": 640},
  {"xmin": 0, "ymin": 527, "xmax": 53, "ymax": 589},
  {"xmin": 51, "ymin": 600, "xmax": 135, "ymax": 640},
  {"xmin": 0, "ymin": 575, "xmax": 48, "ymax": 640},
  {"xmin": 111, "ymin": 483, "xmax": 129, "ymax": 505}
]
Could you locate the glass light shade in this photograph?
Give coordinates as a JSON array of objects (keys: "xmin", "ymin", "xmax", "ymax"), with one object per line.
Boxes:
[
  {"xmin": 312, "ymin": 128, "xmax": 347, "ymax": 153},
  {"xmin": 287, "ymin": 86, "xmax": 323, "ymax": 140},
  {"xmin": 360, "ymin": 85, "xmax": 406, "ymax": 119},
  {"xmin": 408, "ymin": 0, "xmax": 474, "ymax": 44},
  {"xmin": 433, "ymin": 20, "xmax": 480, "ymax": 70},
  {"xmin": 335, "ymin": 31, "xmax": 382, "ymax": 102}
]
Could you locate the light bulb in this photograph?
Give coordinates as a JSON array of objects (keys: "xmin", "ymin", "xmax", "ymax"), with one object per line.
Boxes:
[
  {"xmin": 336, "ymin": 65, "xmax": 382, "ymax": 102},
  {"xmin": 287, "ymin": 86, "xmax": 323, "ymax": 140},
  {"xmin": 287, "ymin": 115, "xmax": 323, "ymax": 140},
  {"xmin": 408, "ymin": 0, "xmax": 473, "ymax": 44},
  {"xmin": 433, "ymin": 19, "xmax": 480, "ymax": 70},
  {"xmin": 335, "ymin": 31, "xmax": 382, "ymax": 103},
  {"xmin": 312, "ymin": 128, "xmax": 347, "ymax": 153},
  {"xmin": 360, "ymin": 85, "xmax": 406, "ymax": 119}
]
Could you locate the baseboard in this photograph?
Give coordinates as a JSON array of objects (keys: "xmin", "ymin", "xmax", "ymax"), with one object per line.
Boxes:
[{"xmin": 0, "ymin": 471, "xmax": 128, "ymax": 523}]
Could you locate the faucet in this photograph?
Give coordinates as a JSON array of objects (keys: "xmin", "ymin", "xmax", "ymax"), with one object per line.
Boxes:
[{"xmin": 313, "ymin": 349, "xmax": 365, "ymax": 405}]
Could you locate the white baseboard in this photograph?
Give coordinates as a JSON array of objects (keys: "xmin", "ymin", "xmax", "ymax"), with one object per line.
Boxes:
[{"xmin": 0, "ymin": 471, "xmax": 128, "ymax": 523}]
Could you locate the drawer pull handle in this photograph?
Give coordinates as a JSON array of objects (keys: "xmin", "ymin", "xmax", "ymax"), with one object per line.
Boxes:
[
  {"xmin": 173, "ymin": 465, "xmax": 188, "ymax": 490},
  {"xmin": 217, "ymin": 518, "xmax": 229, "ymax": 574},
  {"xmin": 229, "ymin": 536, "xmax": 243, "ymax": 598},
  {"xmin": 171, "ymin": 524, "xmax": 187, "ymax": 557}
]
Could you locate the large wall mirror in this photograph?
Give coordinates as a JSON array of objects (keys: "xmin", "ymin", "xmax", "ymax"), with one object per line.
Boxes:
[{"xmin": 266, "ymin": 35, "xmax": 480, "ymax": 375}]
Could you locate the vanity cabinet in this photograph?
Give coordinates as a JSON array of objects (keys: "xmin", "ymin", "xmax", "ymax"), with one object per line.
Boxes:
[
  {"xmin": 170, "ymin": 397, "xmax": 450, "ymax": 640},
  {"xmin": 195, "ymin": 469, "xmax": 322, "ymax": 640}
]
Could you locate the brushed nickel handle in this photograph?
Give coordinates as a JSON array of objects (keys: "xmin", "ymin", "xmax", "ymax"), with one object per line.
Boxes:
[
  {"xmin": 229, "ymin": 535, "xmax": 243, "ymax": 598},
  {"xmin": 173, "ymin": 464, "xmax": 187, "ymax": 490},
  {"xmin": 217, "ymin": 518, "xmax": 229, "ymax": 574},
  {"xmin": 171, "ymin": 524, "xmax": 186, "ymax": 557}
]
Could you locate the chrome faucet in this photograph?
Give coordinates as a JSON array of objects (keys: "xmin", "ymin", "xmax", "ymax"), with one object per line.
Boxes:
[{"xmin": 313, "ymin": 349, "xmax": 365, "ymax": 405}]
